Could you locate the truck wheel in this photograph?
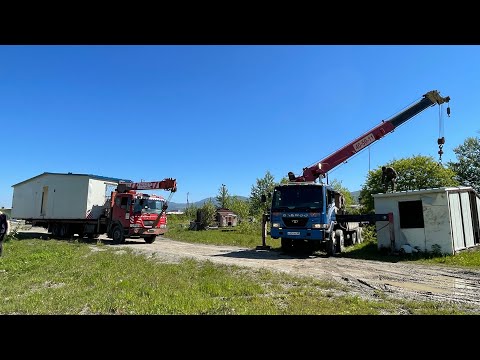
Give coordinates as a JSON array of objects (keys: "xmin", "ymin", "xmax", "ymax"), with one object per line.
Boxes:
[
  {"xmin": 307, "ymin": 240, "xmax": 321, "ymax": 252},
  {"xmin": 326, "ymin": 233, "xmax": 336, "ymax": 256},
  {"xmin": 335, "ymin": 229, "xmax": 345, "ymax": 253},
  {"xmin": 51, "ymin": 223, "xmax": 60, "ymax": 237},
  {"xmin": 351, "ymin": 230, "xmax": 358, "ymax": 245},
  {"xmin": 59, "ymin": 224, "xmax": 69, "ymax": 238},
  {"xmin": 281, "ymin": 238, "xmax": 293, "ymax": 253},
  {"xmin": 357, "ymin": 227, "xmax": 363, "ymax": 243},
  {"xmin": 144, "ymin": 236, "xmax": 156, "ymax": 244},
  {"xmin": 112, "ymin": 226, "xmax": 125, "ymax": 244}
]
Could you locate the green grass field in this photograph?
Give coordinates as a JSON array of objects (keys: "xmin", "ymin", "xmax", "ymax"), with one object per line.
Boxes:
[
  {"xmin": 1, "ymin": 218, "xmax": 479, "ymax": 315},
  {"xmin": 0, "ymin": 238, "xmax": 476, "ymax": 315}
]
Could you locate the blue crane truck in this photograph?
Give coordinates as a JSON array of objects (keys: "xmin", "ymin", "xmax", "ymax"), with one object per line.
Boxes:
[{"xmin": 262, "ymin": 90, "xmax": 451, "ymax": 255}]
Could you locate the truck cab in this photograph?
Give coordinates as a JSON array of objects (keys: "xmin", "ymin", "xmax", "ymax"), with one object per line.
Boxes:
[
  {"xmin": 269, "ymin": 183, "xmax": 332, "ymax": 250},
  {"xmin": 109, "ymin": 190, "xmax": 168, "ymax": 244}
]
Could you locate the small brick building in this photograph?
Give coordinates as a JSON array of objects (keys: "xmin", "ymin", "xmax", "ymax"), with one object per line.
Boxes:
[{"xmin": 216, "ymin": 208, "xmax": 238, "ymax": 227}]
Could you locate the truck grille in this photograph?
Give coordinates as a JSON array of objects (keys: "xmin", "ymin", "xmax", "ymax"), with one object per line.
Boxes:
[
  {"xmin": 283, "ymin": 218, "xmax": 308, "ymax": 227},
  {"xmin": 143, "ymin": 221, "xmax": 154, "ymax": 227}
]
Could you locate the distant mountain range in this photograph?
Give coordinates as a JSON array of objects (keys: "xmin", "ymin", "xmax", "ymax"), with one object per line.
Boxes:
[
  {"xmin": 167, "ymin": 191, "xmax": 360, "ymax": 211},
  {"xmin": 351, "ymin": 190, "xmax": 361, "ymax": 203}
]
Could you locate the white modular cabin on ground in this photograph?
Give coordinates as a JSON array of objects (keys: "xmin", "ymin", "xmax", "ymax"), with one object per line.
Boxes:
[
  {"xmin": 11, "ymin": 172, "xmax": 129, "ymax": 220},
  {"xmin": 373, "ymin": 187, "xmax": 480, "ymax": 255}
]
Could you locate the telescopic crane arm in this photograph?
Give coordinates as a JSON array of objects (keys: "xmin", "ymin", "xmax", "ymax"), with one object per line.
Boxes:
[
  {"xmin": 116, "ymin": 178, "xmax": 177, "ymax": 193},
  {"xmin": 116, "ymin": 178, "xmax": 178, "ymax": 228},
  {"xmin": 288, "ymin": 90, "xmax": 451, "ymax": 183}
]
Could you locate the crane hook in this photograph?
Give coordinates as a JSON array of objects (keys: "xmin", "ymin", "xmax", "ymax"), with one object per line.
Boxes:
[{"xmin": 437, "ymin": 137, "xmax": 445, "ymax": 163}]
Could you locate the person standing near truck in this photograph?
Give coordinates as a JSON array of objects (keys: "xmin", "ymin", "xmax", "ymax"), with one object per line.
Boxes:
[
  {"xmin": 0, "ymin": 211, "xmax": 8, "ymax": 256},
  {"xmin": 381, "ymin": 166, "xmax": 398, "ymax": 192}
]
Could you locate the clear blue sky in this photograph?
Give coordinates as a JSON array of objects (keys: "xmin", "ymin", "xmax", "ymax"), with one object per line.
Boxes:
[{"xmin": 1, "ymin": 45, "xmax": 478, "ymax": 208}]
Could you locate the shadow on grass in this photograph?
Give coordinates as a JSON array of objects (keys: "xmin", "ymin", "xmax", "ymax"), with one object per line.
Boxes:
[
  {"xmin": 98, "ymin": 239, "xmax": 153, "ymax": 246},
  {"xmin": 237, "ymin": 240, "xmax": 444, "ymax": 264},
  {"xmin": 212, "ymin": 248, "xmax": 323, "ymax": 261},
  {"xmin": 337, "ymin": 241, "xmax": 402, "ymax": 263},
  {"xmin": 14, "ymin": 231, "xmax": 51, "ymax": 241},
  {"xmin": 13, "ymin": 230, "xmax": 150, "ymax": 246},
  {"xmin": 14, "ymin": 230, "xmax": 98, "ymax": 243},
  {"xmin": 337, "ymin": 241, "xmax": 448, "ymax": 264}
]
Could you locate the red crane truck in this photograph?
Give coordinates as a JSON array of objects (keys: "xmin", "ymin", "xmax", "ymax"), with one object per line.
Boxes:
[
  {"xmin": 108, "ymin": 179, "xmax": 177, "ymax": 244},
  {"xmin": 11, "ymin": 173, "xmax": 177, "ymax": 244}
]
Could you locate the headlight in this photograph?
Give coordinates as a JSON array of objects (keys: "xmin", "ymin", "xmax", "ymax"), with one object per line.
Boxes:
[
  {"xmin": 313, "ymin": 224, "xmax": 329, "ymax": 229},
  {"xmin": 272, "ymin": 223, "xmax": 280, "ymax": 228}
]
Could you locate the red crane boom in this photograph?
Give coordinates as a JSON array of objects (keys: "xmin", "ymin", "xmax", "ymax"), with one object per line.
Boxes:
[
  {"xmin": 116, "ymin": 178, "xmax": 177, "ymax": 193},
  {"xmin": 288, "ymin": 90, "xmax": 451, "ymax": 182}
]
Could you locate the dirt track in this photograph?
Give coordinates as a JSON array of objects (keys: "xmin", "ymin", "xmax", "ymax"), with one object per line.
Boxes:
[
  {"xmin": 114, "ymin": 235, "xmax": 480, "ymax": 312},
  {"xmin": 20, "ymin": 227, "xmax": 480, "ymax": 312}
]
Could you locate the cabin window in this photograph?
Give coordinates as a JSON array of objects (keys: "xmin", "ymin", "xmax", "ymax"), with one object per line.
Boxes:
[
  {"xmin": 120, "ymin": 197, "xmax": 128, "ymax": 209},
  {"xmin": 398, "ymin": 200, "xmax": 424, "ymax": 228}
]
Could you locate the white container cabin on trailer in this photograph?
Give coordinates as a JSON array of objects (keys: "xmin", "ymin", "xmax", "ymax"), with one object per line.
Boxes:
[
  {"xmin": 373, "ymin": 186, "xmax": 480, "ymax": 255},
  {"xmin": 11, "ymin": 172, "xmax": 131, "ymax": 221}
]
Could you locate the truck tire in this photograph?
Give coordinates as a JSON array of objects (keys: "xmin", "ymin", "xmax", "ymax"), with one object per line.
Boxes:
[
  {"xmin": 345, "ymin": 230, "xmax": 358, "ymax": 246},
  {"xmin": 51, "ymin": 223, "xmax": 60, "ymax": 237},
  {"xmin": 144, "ymin": 236, "xmax": 156, "ymax": 244},
  {"xmin": 112, "ymin": 226, "xmax": 125, "ymax": 244},
  {"xmin": 335, "ymin": 229, "xmax": 345, "ymax": 253},
  {"xmin": 59, "ymin": 224, "xmax": 70, "ymax": 238},
  {"xmin": 326, "ymin": 233, "xmax": 336, "ymax": 256},
  {"xmin": 357, "ymin": 227, "xmax": 363, "ymax": 243},
  {"xmin": 281, "ymin": 238, "xmax": 293, "ymax": 253},
  {"xmin": 307, "ymin": 240, "xmax": 321, "ymax": 252},
  {"xmin": 350, "ymin": 230, "xmax": 358, "ymax": 245}
]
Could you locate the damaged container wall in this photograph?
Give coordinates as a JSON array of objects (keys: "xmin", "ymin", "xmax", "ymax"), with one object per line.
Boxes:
[
  {"xmin": 86, "ymin": 178, "xmax": 116, "ymax": 220},
  {"xmin": 373, "ymin": 187, "xmax": 480, "ymax": 255},
  {"xmin": 374, "ymin": 189, "xmax": 452, "ymax": 254},
  {"xmin": 422, "ymin": 193, "xmax": 452, "ymax": 254}
]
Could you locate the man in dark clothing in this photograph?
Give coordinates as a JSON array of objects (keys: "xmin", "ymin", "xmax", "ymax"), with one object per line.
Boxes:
[
  {"xmin": 0, "ymin": 212, "xmax": 8, "ymax": 257},
  {"xmin": 381, "ymin": 166, "xmax": 398, "ymax": 193}
]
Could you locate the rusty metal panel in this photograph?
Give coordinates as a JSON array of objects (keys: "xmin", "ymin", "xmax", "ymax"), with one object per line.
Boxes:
[
  {"xmin": 449, "ymin": 193, "xmax": 465, "ymax": 251},
  {"xmin": 460, "ymin": 192, "xmax": 475, "ymax": 248}
]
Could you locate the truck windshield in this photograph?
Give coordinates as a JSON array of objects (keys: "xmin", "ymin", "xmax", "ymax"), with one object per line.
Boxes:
[
  {"xmin": 271, "ymin": 185, "xmax": 323, "ymax": 211},
  {"xmin": 134, "ymin": 199, "xmax": 165, "ymax": 214}
]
